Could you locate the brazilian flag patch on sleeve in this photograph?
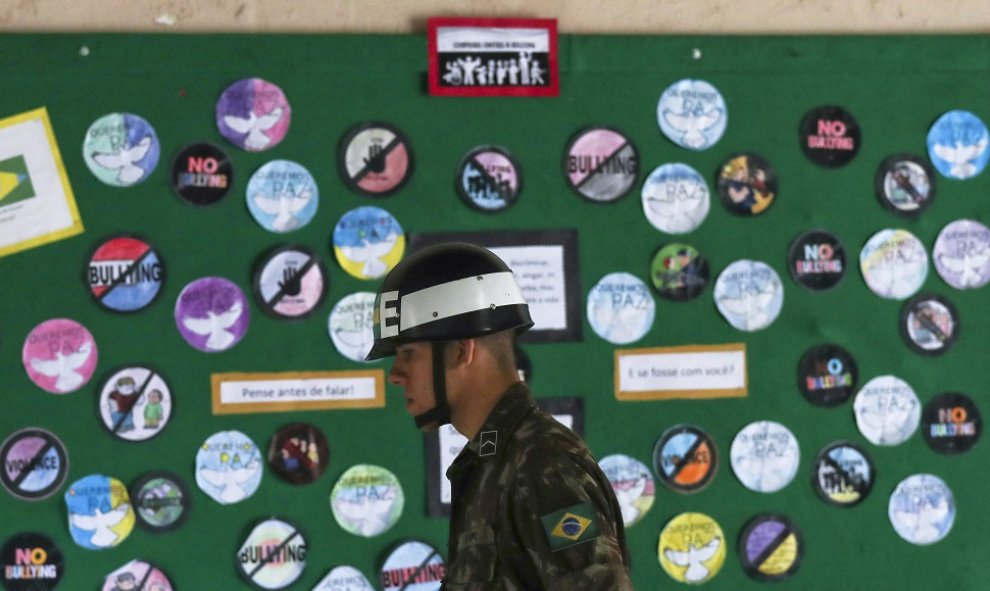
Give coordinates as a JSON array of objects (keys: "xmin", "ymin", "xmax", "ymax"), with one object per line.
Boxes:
[{"xmin": 541, "ymin": 502, "xmax": 601, "ymax": 551}]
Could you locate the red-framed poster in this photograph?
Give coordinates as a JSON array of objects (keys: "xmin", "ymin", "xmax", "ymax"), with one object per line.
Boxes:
[{"xmin": 427, "ymin": 17, "xmax": 559, "ymax": 97}]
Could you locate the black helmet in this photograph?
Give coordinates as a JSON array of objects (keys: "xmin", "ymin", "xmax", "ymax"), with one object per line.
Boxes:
[{"xmin": 366, "ymin": 242, "xmax": 533, "ymax": 360}]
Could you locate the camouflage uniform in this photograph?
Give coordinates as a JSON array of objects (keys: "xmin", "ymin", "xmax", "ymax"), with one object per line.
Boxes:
[{"xmin": 442, "ymin": 383, "xmax": 633, "ymax": 590}]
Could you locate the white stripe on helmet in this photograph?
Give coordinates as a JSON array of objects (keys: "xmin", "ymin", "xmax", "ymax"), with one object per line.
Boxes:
[{"xmin": 399, "ymin": 271, "xmax": 526, "ymax": 331}]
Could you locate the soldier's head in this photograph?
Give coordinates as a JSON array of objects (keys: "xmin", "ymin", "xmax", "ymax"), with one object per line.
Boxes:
[{"xmin": 367, "ymin": 242, "xmax": 533, "ymax": 430}]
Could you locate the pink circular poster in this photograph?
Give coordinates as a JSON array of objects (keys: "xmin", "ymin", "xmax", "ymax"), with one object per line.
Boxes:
[{"xmin": 22, "ymin": 318, "xmax": 98, "ymax": 394}]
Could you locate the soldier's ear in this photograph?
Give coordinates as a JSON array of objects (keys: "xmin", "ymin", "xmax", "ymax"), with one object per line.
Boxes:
[{"xmin": 450, "ymin": 339, "xmax": 476, "ymax": 368}]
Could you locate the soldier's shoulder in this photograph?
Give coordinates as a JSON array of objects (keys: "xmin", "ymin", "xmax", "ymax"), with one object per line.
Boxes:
[
  {"xmin": 511, "ymin": 408, "xmax": 588, "ymax": 455},
  {"xmin": 505, "ymin": 411, "xmax": 598, "ymax": 486}
]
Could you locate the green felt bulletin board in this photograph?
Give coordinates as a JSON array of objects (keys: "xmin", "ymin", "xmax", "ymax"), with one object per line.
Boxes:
[{"xmin": 0, "ymin": 32, "xmax": 989, "ymax": 589}]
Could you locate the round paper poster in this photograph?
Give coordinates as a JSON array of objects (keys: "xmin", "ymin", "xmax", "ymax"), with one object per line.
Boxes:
[
  {"xmin": 379, "ymin": 540, "xmax": 445, "ymax": 591},
  {"xmin": 236, "ymin": 518, "xmax": 307, "ymax": 589},
  {"xmin": 0, "ymin": 428, "xmax": 69, "ymax": 501},
  {"xmin": 933, "ymin": 219, "xmax": 990, "ymax": 290},
  {"xmin": 131, "ymin": 470, "xmax": 191, "ymax": 532},
  {"xmin": 797, "ymin": 343, "xmax": 858, "ymax": 407},
  {"xmin": 1, "ymin": 532, "xmax": 64, "ymax": 590},
  {"xmin": 888, "ymin": 474, "xmax": 955, "ymax": 545},
  {"xmin": 97, "ymin": 366, "xmax": 172, "ymax": 441},
  {"xmin": 330, "ymin": 464, "xmax": 404, "ymax": 537},
  {"xmin": 216, "ymin": 77, "xmax": 291, "ymax": 152},
  {"xmin": 738, "ymin": 514, "xmax": 802, "ymax": 581},
  {"xmin": 859, "ymin": 229, "xmax": 928, "ymax": 300},
  {"xmin": 730, "ymin": 420, "xmax": 800, "ymax": 493},
  {"xmin": 922, "ymin": 392, "xmax": 981, "ymax": 455},
  {"xmin": 812, "ymin": 441, "xmax": 874, "ymax": 507},
  {"xmin": 102, "ymin": 560, "xmax": 173, "ymax": 591},
  {"xmin": 195, "ymin": 430, "xmax": 263, "ymax": 505},
  {"xmin": 332, "ymin": 206, "xmax": 405, "ymax": 280},
  {"xmin": 82, "ymin": 112, "xmax": 160, "ymax": 186},
  {"xmin": 853, "ymin": 375, "xmax": 921, "ymax": 446},
  {"xmin": 563, "ymin": 126, "xmax": 639, "ymax": 203},
  {"xmin": 313, "ymin": 566, "xmax": 375, "ymax": 591},
  {"xmin": 64, "ymin": 474, "xmax": 135, "ymax": 550},
  {"xmin": 799, "ymin": 105, "xmax": 861, "ymax": 168},
  {"xmin": 653, "ymin": 424, "xmax": 718, "ymax": 493},
  {"xmin": 716, "ymin": 153, "xmax": 778, "ymax": 216},
  {"xmin": 788, "ymin": 229, "xmax": 846, "ymax": 292},
  {"xmin": 649, "ymin": 243, "xmax": 709, "ymax": 301},
  {"xmin": 586, "ymin": 272, "xmax": 655, "ymax": 345},
  {"xmin": 656, "ymin": 79, "xmax": 727, "ymax": 151},
  {"xmin": 456, "ymin": 145, "xmax": 522, "ymax": 212},
  {"xmin": 927, "ymin": 109, "xmax": 989, "ymax": 180},
  {"xmin": 875, "ymin": 154, "xmax": 936, "ymax": 216},
  {"xmin": 641, "ymin": 163, "xmax": 710, "ymax": 234},
  {"xmin": 658, "ymin": 512, "xmax": 726, "ymax": 585},
  {"xmin": 174, "ymin": 277, "xmax": 249, "ymax": 352},
  {"xmin": 339, "ymin": 122, "xmax": 413, "ymax": 197},
  {"xmin": 253, "ymin": 245, "xmax": 327, "ymax": 319},
  {"xmin": 900, "ymin": 293, "xmax": 959, "ymax": 355},
  {"xmin": 171, "ymin": 141, "xmax": 233, "ymax": 206},
  {"xmin": 328, "ymin": 291, "xmax": 377, "ymax": 362},
  {"xmin": 86, "ymin": 235, "xmax": 165, "ymax": 313},
  {"xmin": 598, "ymin": 454, "xmax": 655, "ymax": 528},
  {"xmin": 714, "ymin": 260, "xmax": 784, "ymax": 332},
  {"xmin": 22, "ymin": 318, "xmax": 98, "ymax": 394},
  {"xmin": 267, "ymin": 422, "xmax": 330, "ymax": 485},
  {"xmin": 246, "ymin": 160, "xmax": 319, "ymax": 233}
]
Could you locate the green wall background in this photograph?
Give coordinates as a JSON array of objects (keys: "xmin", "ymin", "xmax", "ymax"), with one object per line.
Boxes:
[{"xmin": 0, "ymin": 33, "xmax": 988, "ymax": 589}]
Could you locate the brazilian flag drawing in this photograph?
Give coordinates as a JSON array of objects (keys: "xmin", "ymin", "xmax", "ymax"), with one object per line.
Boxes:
[
  {"xmin": 541, "ymin": 502, "xmax": 600, "ymax": 551},
  {"xmin": 0, "ymin": 155, "xmax": 35, "ymax": 206}
]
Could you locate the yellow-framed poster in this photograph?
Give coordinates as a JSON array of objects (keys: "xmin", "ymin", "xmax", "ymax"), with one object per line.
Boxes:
[{"xmin": 0, "ymin": 107, "xmax": 83, "ymax": 258}]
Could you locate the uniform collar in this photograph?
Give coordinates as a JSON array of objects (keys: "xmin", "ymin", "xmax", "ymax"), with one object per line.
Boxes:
[{"xmin": 463, "ymin": 381, "xmax": 535, "ymax": 459}]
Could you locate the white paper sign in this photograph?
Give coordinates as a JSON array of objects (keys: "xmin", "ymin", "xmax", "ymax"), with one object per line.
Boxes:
[
  {"xmin": 211, "ymin": 370, "xmax": 384, "ymax": 414},
  {"xmin": 436, "ymin": 27, "xmax": 551, "ymax": 53},
  {"xmin": 615, "ymin": 344, "xmax": 747, "ymax": 401},
  {"xmin": 492, "ymin": 244, "xmax": 567, "ymax": 331}
]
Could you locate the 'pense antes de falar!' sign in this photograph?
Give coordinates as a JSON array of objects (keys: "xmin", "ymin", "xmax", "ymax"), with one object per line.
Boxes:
[{"xmin": 428, "ymin": 17, "xmax": 559, "ymax": 97}]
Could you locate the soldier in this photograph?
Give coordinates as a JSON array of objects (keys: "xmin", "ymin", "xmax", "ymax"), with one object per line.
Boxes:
[{"xmin": 368, "ymin": 242, "xmax": 633, "ymax": 590}]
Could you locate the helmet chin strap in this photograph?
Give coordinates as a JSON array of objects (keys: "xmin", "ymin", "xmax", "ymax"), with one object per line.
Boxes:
[{"xmin": 413, "ymin": 341, "xmax": 452, "ymax": 429}]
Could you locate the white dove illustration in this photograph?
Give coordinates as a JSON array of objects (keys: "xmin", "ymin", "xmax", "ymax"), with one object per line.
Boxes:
[
  {"xmin": 332, "ymin": 491, "xmax": 396, "ymax": 536},
  {"xmin": 252, "ymin": 189, "xmax": 311, "ymax": 232},
  {"xmin": 613, "ymin": 476, "xmax": 647, "ymax": 525},
  {"xmin": 70, "ymin": 504, "xmax": 130, "ymax": 548},
  {"xmin": 645, "ymin": 188, "xmax": 707, "ymax": 234},
  {"xmin": 198, "ymin": 458, "xmax": 259, "ymax": 504},
  {"xmin": 30, "ymin": 341, "xmax": 92, "ymax": 392},
  {"xmin": 938, "ymin": 249, "xmax": 990, "ymax": 288},
  {"xmin": 223, "ymin": 107, "xmax": 283, "ymax": 150},
  {"xmin": 662, "ymin": 106, "xmax": 723, "ymax": 149},
  {"xmin": 91, "ymin": 136, "xmax": 152, "ymax": 185},
  {"xmin": 591, "ymin": 296, "xmax": 652, "ymax": 344},
  {"xmin": 718, "ymin": 282, "xmax": 778, "ymax": 330},
  {"xmin": 339, "ymin": 232, "xmax": 399, "ymax": 278},
  {"xmin": 664, "ymin": 537, "xmax": 722, "ymax": 582},
  {"xmin": 866, "ymin": 257, "xmax": 924, "ymax": 298},
  {"xmin": 332, "ymin": 325, "xmax": 373, "ymax": 353},
  {"xmin": 933, "ymin": 137, "xmax": 988, "ymax": 179},
  {"xmin": 734, "ymin": 447, "xmax": 798, "ymax": 492},
  {"xmin": 857, "ymin": 400, "xmax": 917, "ymax": 444},
  {"xmin": 182, "ymin": 300, "xmax": 243, "ymax": 351},
  {"xmin": 892, "ymin": 497, "xmax": 950, "ymax": 544}
]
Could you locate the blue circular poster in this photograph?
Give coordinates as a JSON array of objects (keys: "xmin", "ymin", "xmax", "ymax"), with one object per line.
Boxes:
[{"xmin": 927, "ymin": 110, "xmax": 989, "ymax": 180}]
